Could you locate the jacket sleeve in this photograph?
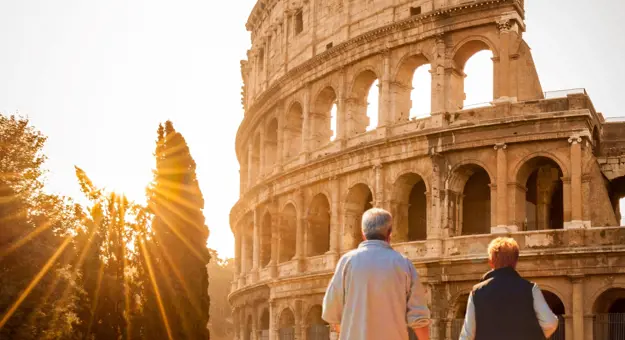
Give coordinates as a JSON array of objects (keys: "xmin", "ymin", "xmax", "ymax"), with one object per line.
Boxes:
[
  {"xmin": 532, "ymin": 284, "xmax": 560, "ymax": 338},
  {"xmin": 322, "ymin": 255, "xmax": 349, "ymax": 325},
  {"xmin": 406, "ymin": 260, "xmax": 431, "ymax": 328}
]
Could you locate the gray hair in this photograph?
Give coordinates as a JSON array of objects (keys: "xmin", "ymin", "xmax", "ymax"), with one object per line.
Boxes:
[{"xmin": 361, "ymin": 208, "xmax": 392, "ymax": 240}]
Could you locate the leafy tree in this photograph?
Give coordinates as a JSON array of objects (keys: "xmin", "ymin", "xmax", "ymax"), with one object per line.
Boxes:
[
  {"xmin": 145, "ymin": 121, "xmax": 211, "ymax": 339},
  {"xmin": 206, "ymin": 249, "xmax": 234, "ymax": 340},
  {"xmin": 0, "ymin": 114, "xmax": 87, "ymax": 339}
]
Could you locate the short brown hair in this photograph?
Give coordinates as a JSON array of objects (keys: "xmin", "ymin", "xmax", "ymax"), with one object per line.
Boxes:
[{"xmin": 487, "ymin": 237, "xmax": 519, "ymax": 269}]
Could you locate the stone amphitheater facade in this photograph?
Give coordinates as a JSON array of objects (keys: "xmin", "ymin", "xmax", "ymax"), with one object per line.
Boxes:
[{"xmin": 228, "ymin": 1, "xmax": 625, "ymax": 339}]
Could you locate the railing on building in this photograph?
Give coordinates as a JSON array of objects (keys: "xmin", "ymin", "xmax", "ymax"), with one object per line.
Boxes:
[
  {"xmin": 543, "ymin": 88, "xmax": 587, "ymax": 99},
  {"xmin": 307, "ymin": 324, "xmax": 330, "ymax": 340},
  {"xmin": 279, "ymin": 327, "xmax": 295, "ymax": 340},
  {"xmin": 594, "ymin": 313, "xmax": 625, "ymax": 340},
  {"xmin": 605, "ymin": 116, "xmax": 625, "ymax": 123}
]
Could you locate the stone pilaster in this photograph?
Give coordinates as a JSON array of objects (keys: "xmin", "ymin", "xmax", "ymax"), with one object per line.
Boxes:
[
  {"xmin": 329, "ymin": 176, "xmax": 341, "ymax": 266},
  {"xmin": 373, "ymin": 162, "xmax": 384, "ymax": 207},
  {"xmin": 379, "ymin": 49, "xmax": 392, "ymax": 130},
  {"xmin": 251, "ymin": 208, "xmax": 260, "ymax": 283},
  {"xmin": 294, "ymin": 190, "xmax": 306, "ymax": 272},
  {"xmin": 570, "ymin": 275, "xmax": 585, "ymax": 340},
  {"xmin": 492, "ymin": 143, "xmax": 516, "ymax": 233},
  {"xmin": 565, "ymin": 136, "xmax": 585, "ymax": 229},
  {"xmin": 270, "ymin": 213, "xmax": 279, "ymax": 278},
  {"xmin": 269, "ymin": 300, "xmax": 277, "ymax": 340},
  {"xmin": 335, "ymin": 68, "xmax": 346, "ymax": 143}
]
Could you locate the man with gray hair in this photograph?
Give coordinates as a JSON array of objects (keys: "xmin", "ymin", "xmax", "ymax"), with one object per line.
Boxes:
[{"xmin": 322, "ymin": 207, "xmax": 431, "ymax": 340}]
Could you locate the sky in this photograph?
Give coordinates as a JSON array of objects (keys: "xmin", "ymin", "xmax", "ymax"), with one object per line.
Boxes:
[{"xmin": 0, "ymin": 0, "xmax": 624, "ymax": 260}]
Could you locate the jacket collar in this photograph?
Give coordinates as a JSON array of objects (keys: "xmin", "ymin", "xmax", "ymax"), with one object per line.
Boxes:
[
  {"xmin": 358, "ymin": 239, "xmax": 392, "ymax": 249},
  {"xmin": 481, "ymin": 266, "xmax": 520, "ymax": 282}
]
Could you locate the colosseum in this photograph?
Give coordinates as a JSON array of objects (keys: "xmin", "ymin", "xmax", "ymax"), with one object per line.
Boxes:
[{"xmin": 228, "ymin": 0, "xmax": 625, "ymax": 339}]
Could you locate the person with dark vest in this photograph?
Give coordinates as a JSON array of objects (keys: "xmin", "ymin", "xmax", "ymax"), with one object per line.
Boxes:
[{"xmin": 459, "ymin": 237, "xmax": 559, "ymax": 340}]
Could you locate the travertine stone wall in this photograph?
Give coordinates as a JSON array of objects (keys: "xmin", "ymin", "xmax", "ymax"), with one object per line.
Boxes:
[{"xmin": 230, "ymin": 1, "xmax": 625, "ymax": 340}]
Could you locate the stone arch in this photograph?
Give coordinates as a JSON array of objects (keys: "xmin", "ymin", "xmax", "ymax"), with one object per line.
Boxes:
[
  {"xmin": 511, "ymin": 151, "xmax": 570, "ymax": 183},
  {"xmin": 306, "ymin": 304, "xmax": 329, "ymax": 340},
  {"xmin": 449, "ymin": 292, "xmax": 471, "ymax": 340},
  {"xmin": 592, "ymin": 287, "xmax": 625, "ymax": 340},
  {"xmin": 448, "ymin": 162, "xmax": 493, "ymax": 235},
  {"xmin": 278, "ymin": 308, "xmax": 296, "ymax": 340},
  {"xmin": 514, "ymin": 156, "xmax": 565, "ymax": 231},
  {"xmin": 265, "ymin": 117, "xmax": 279, "ymax": 173},
  {"xmin": 260, "ymin": 211, "xmax": 273, "ymax": 267},
  {"xmin": 347, "ymin": 69, "xmax": 379, "ymax": 136},
  {"xmin": 343, "ymin": 183, "xmax": 374, "ymax": 250},
  {"xmin": 541, "ymin": 289, "xmax": 566, "ymax": 339},
  {"xmin": 391, "ymin": 172, "xmax": 428, "ymax": 242},
  {"xmin": 279, "ymin": 203, "xmax": 297, "ymax": 263},
  {"xmin": 311, "ymin": 86, "xmax": 338, "ymax": 149},
  {"xmin": 306, "ymin": 193, "xmax": 331, "ymax": 256},
  {"xmin": 393, "ymin": 53, "xmax": 433, "ymax": 121},
  {"xmin": 450, "ymin": 36, "xmax": 497, "ymax": 110},
  {"xmin": 284, "ymin": 101, "xmax": 304, "ymax": 159}
]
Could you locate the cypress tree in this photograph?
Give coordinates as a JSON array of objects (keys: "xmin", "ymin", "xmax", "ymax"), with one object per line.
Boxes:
[{"xmin": 146, "ymin": 121, "xmax": 211, "ymax": 339}]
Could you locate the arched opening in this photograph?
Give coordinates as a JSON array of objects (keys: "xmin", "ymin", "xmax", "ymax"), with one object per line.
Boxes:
[
  {"xmin": 243, "ymin": 222, "xmax": 253, "ymax": 274},
  {"xmin": 250, "ymin": 133, "xmax": 261, "ymax": 184},
  {"xmin": 516, "ymin": 157, "xmax": 564, "ymax": 231},
  {"xmin": 285, "ymin": 102, "xmax": 303, "ymax": 159},
  {"xmin": 311, "ymin": 87, "xmax": 336, "ymax": 149},
  {"xmin": 260, "ymin": 309, "xmax": 270, "ymax": 340},
  {"xmin": 542, "ymin": 290, "xmax": 566, "ymax": 340},
  {"xmin": 393, "ymin": 54, "xmax": 432, "ymax": 121},
  {"xmin": 330, "ymin": 104, "xmax": 337, "ymax": 141},
  {"xmin": 344, "ymin": 184, "xmax": 373, "ymax": 249},
  {"xmin": 450, "ymin": 164, "xmax": 491, "ymax": 235},
  {"xmin": 279, "ymin": 308, "xmax": 295, "ymax": 340},
  {"xmin": 348, "ymin": 70, "xmax": 379, "ymax": 136},
  {"xmin": 245, "ymin": 315, "xmax": 253, "ymax": 340},
  {"xmin": 306, "ymin": 305, "xmax": 330, "ymax": 340},
  {"xmin": 265, "ymin": 119, "xmax": 278, "ymax": 173},
  {"xmin": 279, "ymin": 204, "xmax": 297, "ymax": 263},
  {"xmin": 452, "ymin": 40, "xmax": 494, "ymax": 110},
  {"xmin": 260, "ymin": 212, "xmax": 272, "ymax": 267},
  {"xmin": 450, "ymin": 293, "xmax": 470, "ymax": 340},
  {"xmin": 391, "ymin": 173, "xmax": 427, "ymax": 243},
  {"xmin": 593, "ymin": 288, "xmax": 625, "ymax": 339},
  {"xmin": 608, "ymin": 176, "xmax": 625, "ymax": 226},
  {"xmin": 306, "ymin": 194, "xmax": 331, "ymax": 256}
]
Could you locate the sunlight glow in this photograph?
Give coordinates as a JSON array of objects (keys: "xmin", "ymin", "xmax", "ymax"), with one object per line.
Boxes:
[
  {"xmin": 464, "ymin": 50, "xmax": 494, "ymax": 107},
  {"xmin": 409, "ymin": 64, "xmax": 432, "ymax": 119},
  {"xmin": 366, "ymin": 80, "xmax": 379, "ymax": 131}
]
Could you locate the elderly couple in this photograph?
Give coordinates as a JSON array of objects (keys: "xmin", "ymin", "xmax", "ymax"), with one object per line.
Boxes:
[{"xmin": 322, "ymin": 208, "xmax": 560, "ymax": 340}]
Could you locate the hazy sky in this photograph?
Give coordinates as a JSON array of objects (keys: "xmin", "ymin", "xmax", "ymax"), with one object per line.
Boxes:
[{"xmin": 0, "ymin": 0, "xmax": 623, "ymax": 259}]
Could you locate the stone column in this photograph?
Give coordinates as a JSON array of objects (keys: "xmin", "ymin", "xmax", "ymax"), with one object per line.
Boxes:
[
  {"xmin": 270, "ymin": 213, "xmax": 280, "ymax": 278},
  {"xmin": 301, "ymin": 86, "xmax": 311, "ymax": 157},
  {"xmin": 269, "ymin": 300, "xmax": 277, "ymax": 340},
  {"xmin": 492, "ymin": 143, "xmax": 513, "ymax": 233},
  {"xmin": 277, "ymin": 102, "xmax": 286, "ymax": 168},
  {"xmin": 295, "ymin": 190, "xmax": 306, "ymax": 272},
  {"xmin": 247, "ymin": 143, "xmax": 254, "ymax": 187},
  {"xmin": 374, "ymin": 163, "xmax": 384, "ymax": 207},
  {"xmin": 566, "ymin": 136, "xmax": 584, "ymax": 228},
  {"xmin": 335, "ymin": 68, "xmax": 347, "ymax": 143},
  {"xmin": 259, "ymin": 120, "xmax": 266, "ymax": 177},
  {"xmin": 494, "ymin": 20, "xmax": 511, "ymax": 100},
  {"xmin": 329, "ymin": 176, "xmax": 341, "ymax": 266},
  {"xmin": 378, "ymin": 49, "xmax": 392, "ymax": 131},
  {"xmin": 251, "ymin": 208, "xmax": 260, "ymax": 282},
  {"xmin": 240, "ymin": 308, "xmax": 247, "ymax": 340},
  {"xmin": 234, "ymin": 225, "xmax": 242, "ymax": 280},
  {"xmin": 430, "ymin": 34, "xmax": 446, "ymax": 118},
  {"xmin": 570, "ymin": 275, "xmax": 585, "ymax": 340},
  {"xmin": 240, "ymin": 225, "xmax": 249, "ymax": 286},
  {"xmin": 294, "ymin": 300, "xmax": 303, "ymax": 340}
]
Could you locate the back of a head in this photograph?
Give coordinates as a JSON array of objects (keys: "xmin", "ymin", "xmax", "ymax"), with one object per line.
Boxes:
[
  {"xmin": 361, "ymin": 208, "xmax": 392, "ymax": 241},
  {"xmin": 487, "ymin": 237, "xmax": 519, "ymax": 269}
]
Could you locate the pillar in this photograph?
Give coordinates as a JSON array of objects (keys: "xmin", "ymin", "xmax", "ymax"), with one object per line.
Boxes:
[
  {"xmin": 247, "ymin": 144, "xmax": 254, "ymax": 187},
  {"xmin": 235, "ymin": 225, "xmax": 242, "ymax": 281},
  {"xmin": 566, "ymin": 136, "xmax": 584, "ymax": 228},
  {"xmin": 492, "ymin": 143, "xmax": 514, "ymax": 233},
  {"xmin": 430, "ymin": 34, "xmax": 446, "ymax": 115},
  {"xmin": 259, "ymin": 120, "xmax": 266, "ymax": 177},
  {"xmin": 295, "ymin": 190, "xmax": 306, "ymax": 272},
  {"xmin": 270, "ymin": 213, "xmax": 279, "ymax": 278},
  {"xmin": 329, "ymin": 176, "xmax": 340, "ymax": 265},
  {"xmin": 269, "ymin": 300, "xmax": 277, "ymax": 340},
  {"xmin": 335, "ymin": 68, "xmax": 346, "ymax": 143},
  {"xmin": 570, "ymin": 275, "xmax": 585, "ymax": 340},
  {"xmin": 251, "ymin": 208, "xmax": 260, "ymax": 282},
  {"xmin": 378, "ymin": 49, "xmax": 392, "ymax": 129},
  {"xmin": 374, "ymin": 163, "xmax": 384, "ymax": 207},
  {"xmin": 495, "ymin": 20, "xmax": 511, "ymax": 100},
  {"xmin": 294, "ymin": 300, "xmax": 303, "ymax": 340},
  {"xmin": 241, "ymin": 224, "xmax": 249, "ymax": 286},
  {"xmin": 301, "ymin": 86, "xmax": 311, "ymax": 156}
]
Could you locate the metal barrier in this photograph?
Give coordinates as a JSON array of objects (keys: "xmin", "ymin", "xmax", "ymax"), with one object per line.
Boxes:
[
  {"xmin": 307, "ymin": 324, "xmax": 330, "ymax": 340},
  {"xmin": 594, "ymin": 313, "xmax": 625, "ymax": 340},
  {"xmin": 279, "ymin": 327, "xmax": 295, "ymax": 340}
]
